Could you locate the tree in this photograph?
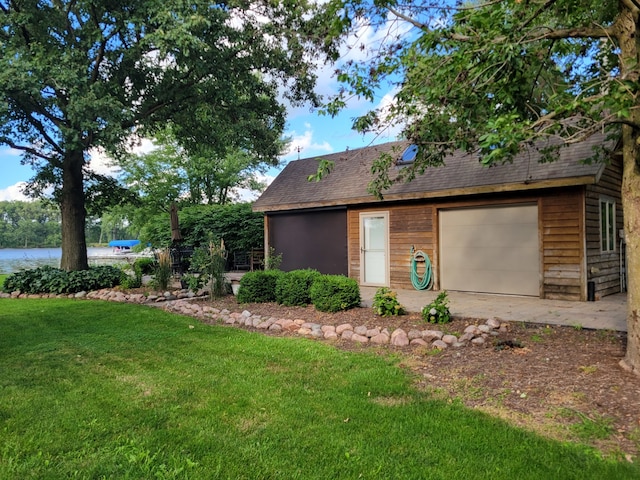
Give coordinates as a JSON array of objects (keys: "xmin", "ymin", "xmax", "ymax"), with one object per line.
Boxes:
[
  {"xmin": 118, "ymin": 129, "xmax": 278, "ymax": 209},
  {"xmin": 322, "ymin": 1, "xmax": 640, "ymax": 373},
  {"xmin": 0, "ymin": 0, "xmax": 330, "ymax": 271}
]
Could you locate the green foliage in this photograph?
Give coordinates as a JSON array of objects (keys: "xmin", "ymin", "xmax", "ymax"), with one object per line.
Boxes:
[
  {"xmin": 133, "ymin": 257, "xmax": 156, "ymax": 276},
  {"xmin": 1, "ymin": 266, "xmax": 121, "ymax": 294},
  {"xmin": 119, "ymin": 270, "xmax": 142, "ymax": 290},
  {"xmin": 140, "ymin": 203, "xmax": 264, "ymax": 258},
  {"xmin": 118, "ymin": 130, "xmax": 279, "ymax": 209},
  {"xmin": 154, "ymin": 249, "xmax": 172, "ymax": 291},
  {"xmin": 0, "ymin": 200, "xmax": 61, "ymax": 248},
  {"xmin": 323, "ymin": 1, "xmax": 624, "ymax": 197},
  {"xmin": 181, "ymin": 273, "xmax": 205, "ymax": 294},
  {"xmin": 422, "ymin": 291, "xmax": 451, "ymax": 324},
  {"xmin": 0, "ymin": 0, "xmax": 330, "ymax": 270},
  {"xmin": 237, "ymin": 270, "xmax": 284, "ymax": 303},
  {"xmin": 275, "ymin": 269, "xmax": 321, "ymax": 306},
  {"xmin": 309, "ymin": 275, "xmax": 360, "ymax": 313},
  {"xmin": 263, "ymin": 246, "xmax": 282, "ymax": 271},
  {"xmin": 189, "ymin": 239, "xmax": 228, "ymax": 298},
  {"xmin": 372, "ymin": 287, "xmax": 405, "ymax": 317}
]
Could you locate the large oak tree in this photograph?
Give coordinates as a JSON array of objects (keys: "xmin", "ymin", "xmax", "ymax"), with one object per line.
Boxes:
[
  {"xmin": 0, "ymin": 0, "xmax": 329, "ymax": 270},
  {"xmin": 323, "ymin": 0, "xmax": 640, "ymax": 373}
]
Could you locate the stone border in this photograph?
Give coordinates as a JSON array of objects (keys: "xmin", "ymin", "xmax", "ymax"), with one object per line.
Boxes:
[
  {"xmin": 2, "ymin": 288, "xmax": 510, "ymax": 350},
  {"xmin": 114, "ymin": 289, "xmax": 511, "ymax": 349}
]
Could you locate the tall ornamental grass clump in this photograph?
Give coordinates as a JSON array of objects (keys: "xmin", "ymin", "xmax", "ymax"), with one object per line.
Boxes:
[
  {"xmin": 190, "ymin": 239, "xmax": 228, "ymax": 298},
  {"xmin": 154, "ymin": 248, "xmax": 172, "ymax": 290},
  {"xmin": 310, "ymin": 275, "xmax": 360, "ymax": 313},
  {"xmin": 275, "ymin": 269, "xmax": 321, "ymax": 306},
  {"xmin": 236, "ymin": 270, "xmax": 284, "ymax": 303}
]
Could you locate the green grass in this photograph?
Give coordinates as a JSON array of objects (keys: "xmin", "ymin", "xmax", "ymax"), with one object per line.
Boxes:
[
  {"xmin": 0, "ymin": 299, "xmax": 637, "ymax": 479},
  {"xmin": 0, "ymin": 274, "xmax": 6, "ymax": 289}
]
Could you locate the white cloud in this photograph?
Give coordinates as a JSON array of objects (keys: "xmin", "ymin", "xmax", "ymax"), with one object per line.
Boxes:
[
  {"xmin": 87, "ymin": 138, "xmax": 156, "ymax": 177},
  {"xmin": 0, "ymin": 182, "xmax": 30, "ymax": 202},
  {"xmin": 281, "ymin": 124, "xmax": 333, "ymax": 161},
  {"xmin": 233, "ymin": 172, "xmax": 276, "ymax": 202}
]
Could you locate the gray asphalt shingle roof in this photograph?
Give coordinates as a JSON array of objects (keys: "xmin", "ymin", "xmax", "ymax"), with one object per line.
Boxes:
[{"xmin": 253, "ymin": 133, "xmax": 611, "ymax": 212}]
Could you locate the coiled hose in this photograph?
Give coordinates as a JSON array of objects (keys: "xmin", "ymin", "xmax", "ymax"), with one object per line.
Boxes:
[{"xmin": 410, "ymin": 245, "xmax": 432, "ymax": 290}]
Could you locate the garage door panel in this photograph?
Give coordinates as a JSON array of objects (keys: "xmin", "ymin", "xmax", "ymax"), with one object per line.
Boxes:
[
  {"xmin": 443, "ymin": 247, "xmax": 538, "ymax": 272},
  {"xmin": 440, "ymin": 205, "xmax": 539, "ymax": 296},
  {"xmin": 444, "ymin": 224, "xmax": 538, "ymax": 247}
]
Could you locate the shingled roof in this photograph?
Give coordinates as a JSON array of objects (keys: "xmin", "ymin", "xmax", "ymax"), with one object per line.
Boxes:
[{"xmin": 253, "ymin": 133, "xmax": 613, "ymax": 212}]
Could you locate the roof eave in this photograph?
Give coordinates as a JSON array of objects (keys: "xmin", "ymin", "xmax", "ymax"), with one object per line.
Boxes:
[{"xmin": 252, "ymin": 175, "xmax": 598, "ymax": 213}]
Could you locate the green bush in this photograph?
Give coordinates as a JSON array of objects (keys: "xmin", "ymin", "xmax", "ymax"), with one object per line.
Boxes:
[
  {"xmin": 275, "ymin": 269, "xmax": 321, "ymax": 306},
  {"xmin": 237, "ymin": 270, "xmax": 284, "ymax": 303},
  {"xmin": 310, "ymin": 275, "xmax": 361, "ymax": 313},
  {"xmin": 422, "ymin": 291, "xmax": 451, "ymax": 324},
  {"xmin": 372, "ymin": 287, "xmax": 405, "ymax": 316},
  {"xmin": 2, "ymin": 265, "xmax": 122, "ymax": 294},
  {"xmin": 119, "ymin": 269, "xmax": 142, "ymax": 289},
  {"xmin": 133, "ymin": 257, "xmax": 156, "ymax": 276}
]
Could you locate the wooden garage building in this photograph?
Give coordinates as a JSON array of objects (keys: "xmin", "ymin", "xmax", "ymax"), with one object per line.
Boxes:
[{"xmin": 253, "ymin": 133, "xmax": 624, "ymax": 301}]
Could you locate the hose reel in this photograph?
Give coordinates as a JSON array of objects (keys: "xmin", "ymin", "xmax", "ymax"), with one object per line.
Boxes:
[{"xmin": 410, "ymin": 245, "xmax": 432, "ymax": 290}]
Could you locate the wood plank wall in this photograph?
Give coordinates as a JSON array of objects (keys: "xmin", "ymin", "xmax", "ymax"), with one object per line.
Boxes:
[
  {"xmin": 347, "ymin": 205, "xmax": 435, "ymax": 290},
  {"xmin": 585, "ymin": 157, "xmax": 624, "ymax": 298},
  {"xmin": 347, "ymin": 183, "xmax": 622, "ymax": 301},
  {"xmin": 539, "ymin": 189, "xmax": 585, "ymax": 301}
]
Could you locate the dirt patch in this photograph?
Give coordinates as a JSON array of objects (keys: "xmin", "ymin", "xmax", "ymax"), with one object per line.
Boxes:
[{"xmin": 203, "ymin": 296, "xmax": 640, "ymax": 460}]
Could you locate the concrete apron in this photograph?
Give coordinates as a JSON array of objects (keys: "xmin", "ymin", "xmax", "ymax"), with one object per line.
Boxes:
[{"xmin": 359, "ymin": 287, "xmax": 628, "ymax": 332}]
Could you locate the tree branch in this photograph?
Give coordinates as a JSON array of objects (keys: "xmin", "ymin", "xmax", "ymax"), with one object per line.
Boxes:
[{"xmin": 0, "ymin": 138, "xmax": 56, "ymax": 161}]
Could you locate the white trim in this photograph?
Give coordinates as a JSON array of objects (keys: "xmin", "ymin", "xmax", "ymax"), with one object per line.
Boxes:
[
  {"xmin": 359, "ymin": 211, "xmax": 390, "ymax": 287},
  {"xmin": 599, "ymin": 196, "xmax": 616, "ymax": 253}
]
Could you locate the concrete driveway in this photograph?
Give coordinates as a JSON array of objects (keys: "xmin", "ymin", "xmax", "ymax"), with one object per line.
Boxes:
[{"xmin": 360, "ymin": 287, "xmax": 627, "ymax": 332}]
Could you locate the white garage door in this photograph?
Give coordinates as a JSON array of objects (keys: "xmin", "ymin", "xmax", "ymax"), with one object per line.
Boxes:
[{"xmin": 440, "ymin": 204, "xmax": 540, "ymax": 296}]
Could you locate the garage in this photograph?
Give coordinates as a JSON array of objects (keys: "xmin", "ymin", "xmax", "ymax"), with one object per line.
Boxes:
[{"xmin": 439, "ymin": 204, "xmax": 540, "ymax": 296}]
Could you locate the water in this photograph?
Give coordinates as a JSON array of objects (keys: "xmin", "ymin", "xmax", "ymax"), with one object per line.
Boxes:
[{"xmin": 0, "ymin": 247, "xmax": 130, "ymax": 274}]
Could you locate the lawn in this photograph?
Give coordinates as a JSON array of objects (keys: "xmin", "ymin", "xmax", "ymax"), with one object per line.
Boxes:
[{"xmin": 0, "ymin": 299, "xmax": 637, "ymax": 479}]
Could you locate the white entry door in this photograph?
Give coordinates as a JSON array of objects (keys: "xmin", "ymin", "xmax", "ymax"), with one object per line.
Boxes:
[{"xmin": 360, "ymin": 212, "xmax": 389, "ymax": 286}]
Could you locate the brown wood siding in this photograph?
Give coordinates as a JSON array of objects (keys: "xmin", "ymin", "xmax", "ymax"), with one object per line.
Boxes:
[
  {"xmin": 540, "ymin": 189, "xmax": 585, "ymax": 301},
  {"xmin": 348, "ymin": 205, "xmax": 435, "ymax": 290},
  {"xmin": 585, "ymin": 157, "xmax": 624, "ymax": 298}
]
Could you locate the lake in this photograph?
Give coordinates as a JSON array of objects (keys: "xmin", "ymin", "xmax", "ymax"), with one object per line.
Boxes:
[{"xmin": 0, "ymin": 247, "xmax": 132, "ymax": 274}]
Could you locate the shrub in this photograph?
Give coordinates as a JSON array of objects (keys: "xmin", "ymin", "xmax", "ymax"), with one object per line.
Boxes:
[
  {"xmin": 310, "ymin": 275, "xmax": 360, "ymax": 313},
  {"xmin": 2, "ymin": 265, "xmax": 121, "ymax": 294},
  {"xmin": 372, "ymin": 287, "xmax": 405, "ymax": 316},
  {"xmin": 422, "ymin": 291, "xmax": 451, "ymax": 324},
  {"xmin": 275, "ymin": 269, "xmax": 321, "ymax": 306},
  {"xmin": 133, "ymin": 257, "xmax": 156, "ymax": 276},
  {"xmin": 189, "ymin": 239, "xmax": 228, "ymax": 298},
  {"xmin": 237, "ymin": 270, "xmax": 284, "ymax": 303},
  {"xmin": 119, "ymin": 269, "xmax": 142, "ymax": 290}
]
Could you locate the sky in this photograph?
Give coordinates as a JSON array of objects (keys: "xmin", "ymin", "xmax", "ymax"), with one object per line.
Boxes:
[{"xmin": 0, "ymin": 8, "xmax": 409, "ymax": 202}]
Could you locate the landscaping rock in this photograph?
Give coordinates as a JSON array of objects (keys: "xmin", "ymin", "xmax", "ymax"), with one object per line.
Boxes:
[
  {"xmin": 390, "ymin": 329, "xmax": 409, "ymax": 347},
  {"xmin": 432, "ymin": 340, "xmax": 448, "ymax": 350},
  {"xmin": 442, "ymin": 334, "xmax": 458, "ymax": 345},
  {"xmin": 351, "ymin": 333, "xmax": 369, "ymax": 343},
  {"xmin": 370, "ymin": 333, "xmax": 390, "ymax": 344},
  {"xmin": 486, "ymin": 318, "xmax": 501, "ymax": 329},
  {"xmin": 354, "ymin": 325, "xmax": 368, "ymax": 336},
  {"xmin": 336, "ymin": 323, "xmax": 354, "ymax": 335}
]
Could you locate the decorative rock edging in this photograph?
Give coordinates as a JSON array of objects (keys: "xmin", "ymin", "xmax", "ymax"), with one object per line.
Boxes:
[{"xmin": 2, "ymin": 288, "xmax": 510, "ymax": 350}]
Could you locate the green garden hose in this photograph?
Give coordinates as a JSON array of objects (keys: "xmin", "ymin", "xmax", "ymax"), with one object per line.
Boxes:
[{"xmin": 410, "ymin": 246, "xmax": 432, "ymax": 290}]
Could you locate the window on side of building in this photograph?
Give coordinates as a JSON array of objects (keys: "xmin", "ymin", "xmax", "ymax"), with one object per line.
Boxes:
[{"xmin": 600, "ymin": 197, "xmax": 616, "ymax": 253}]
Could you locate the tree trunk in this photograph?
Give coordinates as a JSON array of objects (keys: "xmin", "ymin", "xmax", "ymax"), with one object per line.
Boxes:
[
  {"xmin": 59, "ymin": 149, "xmax": 89, "ymax": 271},
  {"xmin": 620, "ymin": 124, "xmax": 640, "ymax": 374},
  {"xmin": 616, "ymin": 4, "xmax": 640, "ymax": 374}
]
